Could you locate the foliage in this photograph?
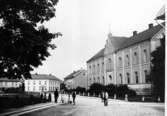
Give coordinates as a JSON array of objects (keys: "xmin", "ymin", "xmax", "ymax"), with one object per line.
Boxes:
[
  {"xmin": 75, "ymin": 86, "xmax": 86, "ymax": 94},
  {"xmin": 60, "ymin": 83, "xmax": 67, "ymax": 91},
  {"xmin": 105, "ymin": 84, "xmax": 116, "ymax": 97},
  {"xmin": 116, "ymin": 85, "xmax": 136, "ymax": 97},
  {"xmin": 151, "ymin": 35, "xmax": 165, "ymax": 100},
  {"xmin": 0, "ymin": 0, "xmax": 61, "ymax": 79},
  {"xmin": 89, "ymin": 83, "xmax": 105, "ymax": 95},
  {"xmin": 0, "ymin": 93, "xmax": 47, "ymax": 110},
  {"xmin": 88, "ymin": 83, "xmax": 136, "ymax": 97}
]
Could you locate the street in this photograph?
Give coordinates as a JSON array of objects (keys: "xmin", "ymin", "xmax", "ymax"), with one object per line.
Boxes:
[{"xmin": 19, "ymin": 95, "xmax": 164, "ymax": 116}]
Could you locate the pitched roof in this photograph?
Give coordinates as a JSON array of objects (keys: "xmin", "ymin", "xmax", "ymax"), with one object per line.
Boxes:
[
  {"xmin": 64, "ymin": 71, "xmax": 79, "ymax": 80},
  {"xmin": 30, "ymin": 74, "xmax": 61, "ymax": 82},
  {"xmin": 155, "ymin": 5, "xmax": 165, "ymax": 20},
  {"xmin": 115, "ymin": 23, "xmax": 163, "ymax": 51},
  {"xmin": 110, "ymin": 36, "xmax": 128, "ymax": 51},
  {"xmin": 87, "ymin": 48, "xmax": 105, "ymax": 63},
  {"xmin": 0, "ymin": 78, "xmax": 20, "ymax": 82},
  {"xmin": 64, "ymin": 69, "xmax": 86, "ymax": 80}
]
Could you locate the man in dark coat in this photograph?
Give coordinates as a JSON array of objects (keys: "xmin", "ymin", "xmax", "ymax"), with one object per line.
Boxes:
[
  {"xmin": 54, "ymin": 89, "xmax": 59, "ymax": 103},
  {"xmin": 72, "ymin": 91, "xmax": 76, "ymax": 105}
]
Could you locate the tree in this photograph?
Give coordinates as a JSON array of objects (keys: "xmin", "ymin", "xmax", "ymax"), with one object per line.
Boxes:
[
  {"xmin": 0, "ymin": 0, "xmax": 62, "ymax": 79},
  {"xmin": 60, "ymin": 83, "xmax": 67, "ymax": 91},
  {"xmin": 151, "ymin": 36, "xmax": 165, "ymax": 100}
]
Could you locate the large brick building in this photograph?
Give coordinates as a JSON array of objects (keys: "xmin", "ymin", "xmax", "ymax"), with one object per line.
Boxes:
[{"xmin": 87, "ymin": 23, "xmax": 165, "ymax": 95}]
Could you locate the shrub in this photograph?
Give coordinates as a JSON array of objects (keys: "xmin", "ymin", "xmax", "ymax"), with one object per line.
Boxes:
[
  {"xmin": 105, "ymin": 84, "xmax": 116, "ymax": 97},
  {"xmin": 89, "ymin": 83, "xmax": 105, "ymax": 95},
  {"xmin": 75, "ymin": 87, "xmax": 86, "ymax": 94}
]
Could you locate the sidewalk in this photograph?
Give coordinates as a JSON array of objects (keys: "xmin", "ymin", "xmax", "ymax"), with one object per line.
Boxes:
[{"xmin": 0, "ymin": 102, "xmax": 60, "ymax": 116}]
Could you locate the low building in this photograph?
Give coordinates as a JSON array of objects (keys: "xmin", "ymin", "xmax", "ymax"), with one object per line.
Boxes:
[
  {"xmin": 24, "ymin": 74, "xmax": 61, "ymax": 93},
  {"xmin": 64, "ymin": 69, "xmax": 88, "ymax": 90},
  {"xmin": 0, "ymin": 78, "xmax": 22, "ymax": 89}
]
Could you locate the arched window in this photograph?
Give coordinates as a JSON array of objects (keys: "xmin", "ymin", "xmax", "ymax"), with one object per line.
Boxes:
[
  {"xmin": 133, "ymin": 52, "xmax": 138, "ymax": 64},
  {"xmin": 118, "ymin": 57, "xmax": 122, "ymax": 67},
  {"xmin": 126, "ymin": 55, "xmax": 130, "ymax": 66},
  {"xmin": 119, "ymin": 74, "xmax": 122, "ymax": 84},
  {"xmin": 102, "ymin": 76, "xmax": 105, "ymax": 85},
  {"xmin": 109, "ymin": 75, "xmax": 112, "ymax": 82},
  {"xmin": 135, "ymin": 72, "xmax": 139, "ymax": 84},
  {"xmin": 98, "ymin": 77, "xmax": 100, "ymax": 83},
  {"xmin": 143, "ymin": 49, "xmax": 147, "ymax": 62},
  {"xmin": 127, "ymin": 73, "xmax": 130, "ymax": 84},
  {"xmin": 97, "ymin": 64, "xmax": 100, "ymax": 73}
]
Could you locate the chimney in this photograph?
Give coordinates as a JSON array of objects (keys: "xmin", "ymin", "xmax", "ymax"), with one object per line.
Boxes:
[
  {"xmin": 133, "ymin": 31, "xmax": 137, "ymax": 36},
  {"xmin": 148, "ymin": 23, "xmax": 153, "ymax": 29}
]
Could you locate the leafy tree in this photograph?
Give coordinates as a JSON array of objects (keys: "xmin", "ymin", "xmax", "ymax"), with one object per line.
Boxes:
[
  {"xmin": 60, "ymin": 83, "xmax": 67, "ymax": 91},
  {"xmin": 0, "ymin": 0, "xmax": 62, "ymax": 79},
  {"xmin": 151, "ymin": 36, "xmax": 165, "ymax": 100}
]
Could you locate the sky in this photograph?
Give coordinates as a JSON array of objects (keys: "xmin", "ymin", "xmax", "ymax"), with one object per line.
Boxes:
[{"xmin": 32, "ymin": 0, "xmax": 165, "ymax": 80}]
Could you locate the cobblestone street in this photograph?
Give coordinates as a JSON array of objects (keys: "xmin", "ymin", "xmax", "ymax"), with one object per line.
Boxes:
[{"xmin": 19, "ymin": 95, "xmax": 164, "ymax": 116}]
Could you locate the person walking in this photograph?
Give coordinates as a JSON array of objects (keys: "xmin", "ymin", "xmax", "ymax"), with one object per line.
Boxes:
[
  {"xmin": 72, "ymin": 91, "xmax": 76, "ymax": 105},
  {"xmin": 104, "ymin": 91, "xmax": 108, "ymax": 106},
  {"xmin": 54, "ymin": 89, "xmax": 59, "ymax": 103},
  {"xmin": 101, "ymin": 91, "xmax": 104, "ymax": 102}
]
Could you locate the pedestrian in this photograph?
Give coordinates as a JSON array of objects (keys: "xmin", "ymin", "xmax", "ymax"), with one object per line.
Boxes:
[
  {"xmin": 72, "ymin": 91, "xmax": 76, "ymax": 105},
  {"xmin": 61, "ymin": 90, "xmax": 65, "ymax": 103},
  {"xmin": 104, "ymin": 91, "xmax": 108, "ymax": 106},
  {"xmin": 54, "ymin": 89, "xmax": 59, "ymax": 103},
  {"xmin": 101, "ymin": 91, "xmax": 104, "ymax": 102}
]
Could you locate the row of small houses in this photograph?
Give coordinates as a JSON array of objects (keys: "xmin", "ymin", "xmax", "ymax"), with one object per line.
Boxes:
[
  {"xmin": 64, "ymin": 6, "xmax": 165, "ymax": 96},
  {"xmin": 0, "ymin": 74, "xmax": 62, "ymax": 93}
]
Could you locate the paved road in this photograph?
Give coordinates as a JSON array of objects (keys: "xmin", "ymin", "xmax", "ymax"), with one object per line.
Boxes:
[{"xmin": 19, "ymin": 95, "xmax": 164, "ymax": 116}]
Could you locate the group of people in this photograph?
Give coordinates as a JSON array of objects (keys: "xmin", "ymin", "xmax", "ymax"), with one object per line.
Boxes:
[
  {"xmin": 54, "ymin": 89, "xmax": 109, "ymax": 106},
  {"xmin": 101, "ymin": 91, "xmax": 109, "ymax": 106},
  {"xmin": 54, "ymin": 89, "xmax": 77, "ymax": 105}
]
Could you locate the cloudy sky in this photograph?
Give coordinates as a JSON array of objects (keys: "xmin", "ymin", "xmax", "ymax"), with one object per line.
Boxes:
[{"xmin": 32, "ymin": 0, "xmax": 164, "ymax": 80}]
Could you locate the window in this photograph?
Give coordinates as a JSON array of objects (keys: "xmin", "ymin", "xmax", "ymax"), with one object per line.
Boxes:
[
  {"xmin": 94, "ymin": 77, "xmax": 96, "ymax": 83},
  {"xmin": 39, "ymin": 81, "xmax": 41, "ymax": 85},
  {"xmin": 102, "ymin": 76, "xmax": 105, "ymax": 85},
  {"xmin": 118, "ymin": 57, "xmax": 122, "ymax": 67},
  {"xmin": 33, "ymin": 80, "xmax": 35, "ymax": 85},
  {"xmin": 33, "ymin": 86, "xmax": 35, "ymax": 91},
  {"xmin": 89, "ymin": 78, "xmax": 91, "ymax": 84},
  {"xmin": 143, "ymin": 49, "xmax": 147, "ymax": 62},
  {"xmin": 109, "ymin": 75, "xmax": 112, "ymax": 81},
  {"xmin": 134, "ymin": 52, "xmax": 138, "ymax": 64},
  {"xmin": 126, "ymin": 55, "xmax": 130, "ymax": 66},
  {"xmin": 135, "ymin": 72, "xmax": 139, "ymax": 84},
  {"xmin": 5, "ymin": 82, "xmax": 7, "ymax": 86},
  {"xmin": 144, "ymin": 70, "xmax": 150, "ymax": 83},
  {"xmin": 120, "ymin": 74, "xmax": 122, "ymax": 84},
  {"xmin": 127, "ymin": 73, "xmax": 130, "ymax": 84},
  {"xmin": 98, "ymin": 77, "xmax": 100, "ymax": 83},
  {"xmin": 45, "ymin": 81, "xmax": 47, "ymax": 85}
]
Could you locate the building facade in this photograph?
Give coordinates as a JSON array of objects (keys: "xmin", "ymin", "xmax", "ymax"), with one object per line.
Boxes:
[
  {"xmin": 87, "ymin": 23, "xmax": 165, "ymax": 95},
  {"xmin": 64, "ymin": 69, "xmax": 88, "ymax": 90},
  {"xmin": 24, "ymin": 74, "xmax": 61, "ymax": 93},
  {"xmin": 0, "ymin": 78, "xmax": 22, "ymax": 89}
]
